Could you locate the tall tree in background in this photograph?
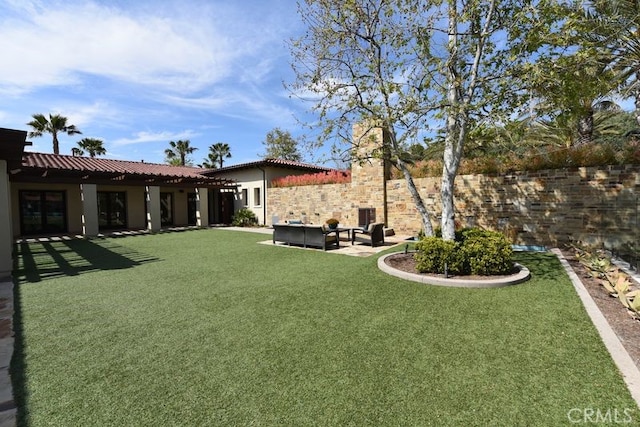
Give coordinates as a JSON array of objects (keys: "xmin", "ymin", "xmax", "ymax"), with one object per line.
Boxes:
[
  {"xmin": 289, "ymin": 0, "xmax": 558, "ymax": 240},
  {"xmin": 260, "ymin": 128, "xmax": 303, "ymax": 161},
  {"xmin": 165, "ymin": 140, "xmax": 197, "ymax": 166},
  {"xmin": 579, "ymin": 0, "xmax": 640, "ymax": 126},
  {"xmin": 523, "ymin": 1, "xmax": 622, "ymax": 147},
  {"xmin": 75, "ymin": 137, "xmax": 107, "ymax": 157},
  {"xmin": 209, "ymin": 142, "xmax": 232, "ymax": 168},
  {"xmin": 27, "ymin": 113, "xmax": 82, "ymax": 155},
  {"xmin": 529, "ymin": 52, "xmax": 620, "ymax": 146}
]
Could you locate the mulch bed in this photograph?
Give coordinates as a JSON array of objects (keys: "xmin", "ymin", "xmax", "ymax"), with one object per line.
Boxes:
[
  {"xmin": 559, "ymin": 249, "xmax": 640, "ymax": 370},
  {"xmin": 384, "ymin": 250, "xmax": 640, "ymax": 370}
]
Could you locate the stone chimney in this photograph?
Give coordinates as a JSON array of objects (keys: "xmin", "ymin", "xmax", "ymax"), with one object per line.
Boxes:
[{"xmin": 350, "ymin": 121, "xmax": 390, "ymax": 226}]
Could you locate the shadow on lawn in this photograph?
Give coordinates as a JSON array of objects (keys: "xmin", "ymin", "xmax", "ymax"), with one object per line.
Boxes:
[
  {"xmin": 514, "ymin": 251, "xmax": 562, "ymax": 281},
  {"xmin": 13, "ymin": 238, "xmax": 159, "ymax": 283},
  {"xmin": 10, "ymin": 238, "xmax": 158, "ymax": 426}
]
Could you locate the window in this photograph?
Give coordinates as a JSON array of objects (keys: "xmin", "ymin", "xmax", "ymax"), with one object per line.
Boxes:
[
  {"xmin": 242, "ymin": 188, "xmax": 248, "ymax": 207},
  {"xmin": 253, "ymin": 187, "xmax": 261, "ymax": 207},
  {"xmin": 19, "ymin": 190, "xmax": 67, "ymax": 235},
  {"xmin": 160, "ymin": 192, "xmax": 173, "ymax": 226},
  {"xmin": 98, "ymin": 191, "xmax": 127, "ymax": 229}
]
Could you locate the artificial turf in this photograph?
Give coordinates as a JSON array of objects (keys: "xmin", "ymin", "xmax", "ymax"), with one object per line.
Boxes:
[{"xmin": 11, "ymin": 229, "xmax": 638, "ymax": 426}]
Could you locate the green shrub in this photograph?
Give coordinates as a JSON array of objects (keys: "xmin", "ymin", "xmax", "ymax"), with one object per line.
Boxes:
[
  {"xmin": 231, "ymin": 208, "xmax": 258, "ymax": 227},
  {"xmin": 414, "ymin": 237, "xmax": 462, "ymax": 274},
  {"xmin": 459, "ymin": 229, "xmax": 513, "ymax": 275},
  {"xmin": 414, "ymin": 228, "xmax": 513, "ymax": 276}
]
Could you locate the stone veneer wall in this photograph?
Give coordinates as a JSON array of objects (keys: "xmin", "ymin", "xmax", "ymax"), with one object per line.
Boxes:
[
  {"xmin": 268, "ymin": 182, "xmax": 356, "ymax": 225},
  {"xmin": 268, "ymin": 164, "xmax": 640, "ymax": 248}
]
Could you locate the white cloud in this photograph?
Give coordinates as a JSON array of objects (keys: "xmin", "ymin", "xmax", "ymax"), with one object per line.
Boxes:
[
  {"xmin": 0, "ymin": 0, "xmax": 317, "ymax": 163},
  {"xmin": 112, "ymin": 129, "xmax": 199, "ymax": 146},
  {"xmin": 63, "ymin": 101, "xmax": 122, "ymax": 129},
  {"xmin": 0, "ymin": 0, "xmax": 287, "ymax": 95}
]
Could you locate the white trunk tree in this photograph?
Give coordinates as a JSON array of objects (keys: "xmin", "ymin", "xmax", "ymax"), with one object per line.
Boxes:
[{"xmin": 290, "ymin": 0, "xmax": 557, "ymax": 240}]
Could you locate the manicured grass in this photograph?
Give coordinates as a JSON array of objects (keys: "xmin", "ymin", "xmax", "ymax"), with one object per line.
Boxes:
[{"xmin": 11, "ymin": 229, "xmax": 638, "ymax": 426}]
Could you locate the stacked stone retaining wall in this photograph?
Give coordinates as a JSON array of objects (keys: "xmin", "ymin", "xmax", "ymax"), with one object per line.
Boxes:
[{"xmin": 268, "ymin": 165, "xmax": 640, "ymax": 249}]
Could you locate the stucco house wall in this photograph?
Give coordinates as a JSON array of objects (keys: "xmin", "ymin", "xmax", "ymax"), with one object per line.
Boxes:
[
  {"xmin": 206, "ymin": 162, "xmax": 332, "ymax": 225},
  {"xmin": 211, "ymin": 168, "xmax": 265, "ymax": 223},
  {"xmin": 10, "ymin": 182, "xmax": 210, "ymax": 237}
]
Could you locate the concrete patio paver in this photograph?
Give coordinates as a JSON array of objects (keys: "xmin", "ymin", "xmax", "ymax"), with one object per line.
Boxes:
[{"xmin": 0, "ymin": 280, "xmax": 15, "ymax": 427}]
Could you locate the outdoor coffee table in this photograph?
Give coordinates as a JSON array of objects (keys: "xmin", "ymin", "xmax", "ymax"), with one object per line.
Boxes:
[{"xmin": 333, "ymin": 227, "xmax": 361, "ymax": 245}]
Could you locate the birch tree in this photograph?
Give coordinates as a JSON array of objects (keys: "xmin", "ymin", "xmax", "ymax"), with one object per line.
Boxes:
[{"xmin": 290, "ymin": 0, "xmax": 557, "ymax": 240}]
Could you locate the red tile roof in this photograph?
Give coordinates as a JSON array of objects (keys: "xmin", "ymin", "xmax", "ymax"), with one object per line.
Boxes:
[
  {"xmin": 12, "ymin": 152, "xmax": 234, "ymax": 188},
  {"xmin": 21, "ymin": 152, "xmax": 212, "ymax": 179},
  {"xmin": 11, "ymin": 153, "xmax": 335, "ymax": 188},
  {"xmin": 202, "ymin": 158, "xmax": 333, "ymax": 175}
]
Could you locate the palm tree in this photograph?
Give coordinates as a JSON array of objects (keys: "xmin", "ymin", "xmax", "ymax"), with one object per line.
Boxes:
[
  {"xmin": 76, "ymin": 137, "xmax": 106, "ymax": 157},
  {"xmin": 209, "ymin": 142, "xmax": 232, "ymax": 168},
  {"xmin": 530, "ymin": 51, "xmax": 619, "ymax": 146},
  {"xmin": 71, "ymin": 147, "xmax": 83, "ymax": 156},
  {"xmin": 580, "ymin": 1, "xmax": 640, "ymax": 124},
  {"xmin": 524, "ymin": 109, "xmax": 622, "ymax": 149},
  {"xmin": 27, "ymin": 113, "xmax": 82, "ymax": 155},
  {"xmin": 199, "ymin": 152, "xmax": 218, "ymax": 169},
  {"xmin": 164, "ymin": 140, "xmax": 197, "ymax": 166}
]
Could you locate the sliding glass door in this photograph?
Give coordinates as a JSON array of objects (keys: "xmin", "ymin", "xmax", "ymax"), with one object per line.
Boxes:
[
  {"xmin": 19, "ymin": 190, "xmax": 67, "ymax": 235},
  {"xmin": 98, "ymin": 191, "xmax": 127, "ymax": 229}
]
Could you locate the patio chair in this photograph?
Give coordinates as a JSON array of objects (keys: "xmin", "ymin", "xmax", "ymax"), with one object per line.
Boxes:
[{"xmin": 351, "ymin": 222, "xmax": 385, "ymax": 247}]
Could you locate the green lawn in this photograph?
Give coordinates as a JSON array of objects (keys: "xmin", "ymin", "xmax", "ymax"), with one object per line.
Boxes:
[{"xmin": 11, "ymin": 229, "xmax": 638, "ymax": 426}]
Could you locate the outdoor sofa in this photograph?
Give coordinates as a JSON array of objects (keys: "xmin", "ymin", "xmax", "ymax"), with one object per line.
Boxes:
[{"xmin": 272, "ymin": 224, "xmax": 339, "ymax": 250}]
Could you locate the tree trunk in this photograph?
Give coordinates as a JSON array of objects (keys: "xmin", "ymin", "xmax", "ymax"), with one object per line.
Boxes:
[
  {"xmin": 635, "ymin": 69, "xmax": 640, "ymax": 127},
  {"xmin": 441, "ymin": 0, "xmax": 459, "ymax": 242},
  {"xmin": 396, "ymin": 159, "xmax": 434, "ymax": 237},
  {"xmin": 576, "ymin": 111, "xmax": 593, "ymax": 146},
  {"xmin": 441, "ymin": 137, "xmax": 457, "ymax": 241},
  {"xmin": 52, "ymin": 132, "xmax": 60, "ymax": 155}
]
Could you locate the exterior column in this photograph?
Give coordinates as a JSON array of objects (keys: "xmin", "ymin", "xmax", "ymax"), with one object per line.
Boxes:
[
  {"xmin": 146, "ymin": 186, "xmax": 161, "ymax": 232},
  {"xmin": 196, "ymin": 187, "xmax": 209, "ymax": 227},
  {"xmin": 80, "ymin": 183, "xmax": 99, "ymax": 237},
  {"xmin": 0, "ymin": 161, "xmax": 12, "ymax": 280}
]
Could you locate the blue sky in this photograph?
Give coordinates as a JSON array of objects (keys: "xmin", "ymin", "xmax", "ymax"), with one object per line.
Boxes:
[{"xmin": 0, "ymin": 0, "xmax": 327, "ymax": 167}]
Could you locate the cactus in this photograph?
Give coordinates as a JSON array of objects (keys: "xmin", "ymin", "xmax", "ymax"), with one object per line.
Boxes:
[
  {"xmin": 600, "ymin": 278, "xmax": 617, "ymax": 295},
  {"xmin": 625, "ymin": 290, "xmax": 640, "ymax": 319}
]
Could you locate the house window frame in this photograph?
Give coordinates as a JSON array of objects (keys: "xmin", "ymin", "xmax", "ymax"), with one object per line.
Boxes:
[
  {"xmin": 253, "ymin": 187, "xmax": 261, "ymax": 207},
  {"xmin": 241, "ymin": 188, "xmax": 249, "ymax": 207}
]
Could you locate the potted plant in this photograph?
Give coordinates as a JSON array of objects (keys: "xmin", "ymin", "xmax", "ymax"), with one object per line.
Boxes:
[{"xmin": 326, "ymin": 218, "xmax": 339, "ymax": 230}]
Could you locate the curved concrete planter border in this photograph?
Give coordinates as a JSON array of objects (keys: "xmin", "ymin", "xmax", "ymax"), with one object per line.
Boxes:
[{"xmin": 378, "ymin": 253, "xmax": 530, "ymax": 288}]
